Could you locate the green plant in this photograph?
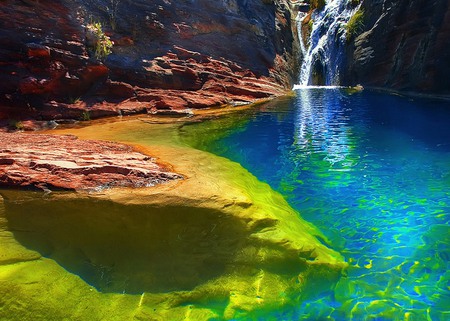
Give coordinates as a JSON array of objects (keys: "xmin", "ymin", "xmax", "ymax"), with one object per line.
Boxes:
[
  {"xmin": 68, "ymin": 96, "xmax": 81, "ymax": 104},
  {"xmin": 346, "ymin": 9, "xmax": 365, "ymax": 42},
  {"xmin": 86, "ymin": 22, "xmax": 113, "ymax": 60},
  {"xmin": 86, "ymin": 0, "xmax": 120, "ymax": 31},
  {"xmin": 81, "ymin": 110, "xmax": 91, "ymax": 121},
  {"xmin": 104, "ymin": 0, "xmax": 120, "ymax": 31},
  {"xmin": 308, "ymin": 19, "xmax": 313, "ymax": 30}
]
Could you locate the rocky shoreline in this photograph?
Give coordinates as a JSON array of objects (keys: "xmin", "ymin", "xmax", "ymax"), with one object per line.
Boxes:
[{"xmin": 0, "ymin": 131, "xmax": 182, "ymax": 191}]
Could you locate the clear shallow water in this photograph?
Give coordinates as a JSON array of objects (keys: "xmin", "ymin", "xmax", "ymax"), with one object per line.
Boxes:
[{"xmin": 197, "ymin": 89, "xmax": 450, "ymax": 320}]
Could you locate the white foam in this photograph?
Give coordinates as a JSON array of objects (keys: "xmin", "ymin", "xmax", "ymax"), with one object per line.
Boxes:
[{"xmin": 292, "ymin": 85, "xmax": 345, "ymax": 90}]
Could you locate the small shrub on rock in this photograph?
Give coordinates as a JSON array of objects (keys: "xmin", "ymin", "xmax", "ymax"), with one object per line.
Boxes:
[{"xmin": 86, "ymin": 22, "xmax": 113, "ymax": 60}]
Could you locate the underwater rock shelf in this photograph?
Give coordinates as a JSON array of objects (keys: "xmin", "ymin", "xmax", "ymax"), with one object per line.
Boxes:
[{"xmin": 0, "ymin": 119, "xmax": 347, "ymax": 320}]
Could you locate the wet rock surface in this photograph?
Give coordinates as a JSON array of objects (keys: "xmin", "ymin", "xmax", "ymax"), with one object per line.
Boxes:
[
  {"xmin": 0, "ymin": 132, "xmax": 182, "ymax": 191},
  {"xmin": 0, "ymin": 0, "xmax": 298, "ymax": 123},
  {"xmin": 343, "ymin": 0, "xmax": 450, "ymax": 94}
]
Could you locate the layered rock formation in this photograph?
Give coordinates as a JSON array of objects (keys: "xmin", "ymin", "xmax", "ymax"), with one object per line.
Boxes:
[
  {"xmin": 0, "ymin": 0, "xmax": 299, "ymax": 124},
  {"xmin": 343, "ymin": 0, "xmax": 450, "ymax": 94},
  {"xmin": 0, "ymin": 132, "xmax": 181, "ymax": 191}
]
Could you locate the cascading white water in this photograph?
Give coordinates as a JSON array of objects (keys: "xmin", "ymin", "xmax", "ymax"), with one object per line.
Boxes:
[{"xmin": 297, "ymin": 0, "xmax": 361, "ymax": 86}]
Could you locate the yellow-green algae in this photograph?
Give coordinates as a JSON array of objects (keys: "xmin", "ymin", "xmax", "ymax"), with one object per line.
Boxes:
[{"xmin": 0, "ymin": 109, "xmax": 347, "ymax": 320}]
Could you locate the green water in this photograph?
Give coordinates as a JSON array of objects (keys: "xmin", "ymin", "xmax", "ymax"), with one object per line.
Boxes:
[{"xmin": 182, "ymin": 88, "xmax": 450, "ymax": 320}]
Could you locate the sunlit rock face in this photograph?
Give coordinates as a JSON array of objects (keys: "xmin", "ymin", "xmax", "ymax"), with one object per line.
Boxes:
[
  {"xmin": 0, "ymin": 0, "xmax": 299, "ymax": 122},
  {"xmin": 0, "ymin": 132, "xmax": 182, "ymax": 191},
  {"xmin": 343, "ymin": 0, "xmax": 450, "ymax": 94}
]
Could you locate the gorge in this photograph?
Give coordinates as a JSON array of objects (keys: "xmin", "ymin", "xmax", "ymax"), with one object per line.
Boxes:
[{"xmin": 0, "ymin": 0, "xmax": 449, "ymax": 320}]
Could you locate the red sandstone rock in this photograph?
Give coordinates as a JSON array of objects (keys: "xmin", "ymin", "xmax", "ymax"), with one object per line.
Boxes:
[
  {"xmin": 0, "ymin": 0, "xmax": 296, "ymax": 124},
  {"xmin": 0, "ymin": 132, "xmax": 182, "ymax": 191},
  {"xmin": 113, "ymin": 36, "xmax": 134, "ymax": 46},
  {"xmin": 11, "ymin": 45, "xmax": 285, "ymax": 122},
  {"xmin": 26, "ymin": 44, "xmax": 51, "ymax": 59}
]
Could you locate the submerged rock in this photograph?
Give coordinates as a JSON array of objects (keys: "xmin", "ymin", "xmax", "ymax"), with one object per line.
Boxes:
[
  {"xmin": 0, "ymin": 118, "xmax": 347, "ymax": 320},
  {"xmin": 344, "ymin": 84, "xmax": 364, "ymax": 95}
]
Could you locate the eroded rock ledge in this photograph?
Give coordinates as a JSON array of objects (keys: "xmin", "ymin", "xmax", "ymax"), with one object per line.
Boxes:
[{"xmin": 0, "ymin": 132, "xmax": 182, "ymax": 191}]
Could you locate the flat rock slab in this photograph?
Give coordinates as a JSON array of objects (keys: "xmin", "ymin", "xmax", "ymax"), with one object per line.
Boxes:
[{"xmin": 0, "ymin": 132, "xmax": 182, "ymax": 191}]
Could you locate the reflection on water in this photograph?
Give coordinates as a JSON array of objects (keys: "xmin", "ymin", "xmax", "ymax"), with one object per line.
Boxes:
[
  {"xmin": 203, "ymin": 88, "xmax": 450, "ymax": 320},
  {"xmin": 294, "ymin": 88, "xmax": 354, "ymax": 169}
]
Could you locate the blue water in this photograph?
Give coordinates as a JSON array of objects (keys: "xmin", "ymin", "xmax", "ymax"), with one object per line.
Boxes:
[{"xmin": 198, "ymin": 89, "xmax": 450, "ymax": 320}]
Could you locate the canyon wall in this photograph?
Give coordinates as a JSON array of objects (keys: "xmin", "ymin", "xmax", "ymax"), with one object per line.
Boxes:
[
  {"xmin": 2, "ymin": 0, "xmax": 448, "ymax": 122},
  {"xmin": 0, "ymin": 0, "xmax": 299, "ymax": 123},
  {"xmin": 343, "ymin": 0, "xmax": 450, "ymax": 94}
]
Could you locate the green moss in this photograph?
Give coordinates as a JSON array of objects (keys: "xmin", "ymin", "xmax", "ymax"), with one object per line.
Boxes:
[{"xmin": 346, "ymin": 9, "xmax": 365, "ymax": 42}]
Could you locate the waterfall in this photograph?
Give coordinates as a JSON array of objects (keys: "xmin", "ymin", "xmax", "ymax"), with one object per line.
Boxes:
[
  {"xmin": 297, "ymin": 0, "xmax": 361, "ymax": 86},
  {"xmin": 296, "ymin": 11, "xmax": 309, "ymax": 58}
]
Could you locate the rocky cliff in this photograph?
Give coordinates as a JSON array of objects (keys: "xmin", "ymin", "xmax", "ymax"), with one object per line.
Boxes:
[
  {"xmin": 0, "ymin": 0, "xmax": 299, "ymax": 124},
  {"xmin": 343, "ymin": 0, "xmax": 450, "ymax": 94}
]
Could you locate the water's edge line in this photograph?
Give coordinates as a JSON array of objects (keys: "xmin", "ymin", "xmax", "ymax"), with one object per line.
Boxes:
[
  {"xmin": 366, "ymin": 86, "xmax": 450, "ymax": 102},
  {"xmin": 292, "ymin": 85, "xmax": 347, "ymax": 89},
  {"xmin": 292, "ymin": 85, "xmax": 450, "ymax": 101}
]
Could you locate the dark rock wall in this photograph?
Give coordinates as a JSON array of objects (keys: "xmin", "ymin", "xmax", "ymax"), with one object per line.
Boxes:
[
  {"xmin": 83, "ymin": 0, "xmax": 299, "ymax": 87},
  {"xmin": 0, "ymin": 1, "xmax": 101, "ymax": 109},
  {"xmin": 343, "ymin": 0, "xmax": 450, "ymax": 94}
]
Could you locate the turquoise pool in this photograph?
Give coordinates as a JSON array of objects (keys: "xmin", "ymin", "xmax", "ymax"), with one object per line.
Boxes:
[{"xmin": 194, "ymin": 88, "xmax": 450, "ymax": 320}]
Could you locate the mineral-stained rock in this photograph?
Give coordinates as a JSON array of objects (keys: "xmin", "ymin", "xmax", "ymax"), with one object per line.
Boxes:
[
  {"xmin": 343, "ymin": 0, "xmax": 450, "ymax": 94},
  {"xmin": 0, "ymin": 132, "xmax": 182, "ymax": 191},
  {"xmin": 0, "ymin": 0, "xmax": 299, "ymax": 123}
]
